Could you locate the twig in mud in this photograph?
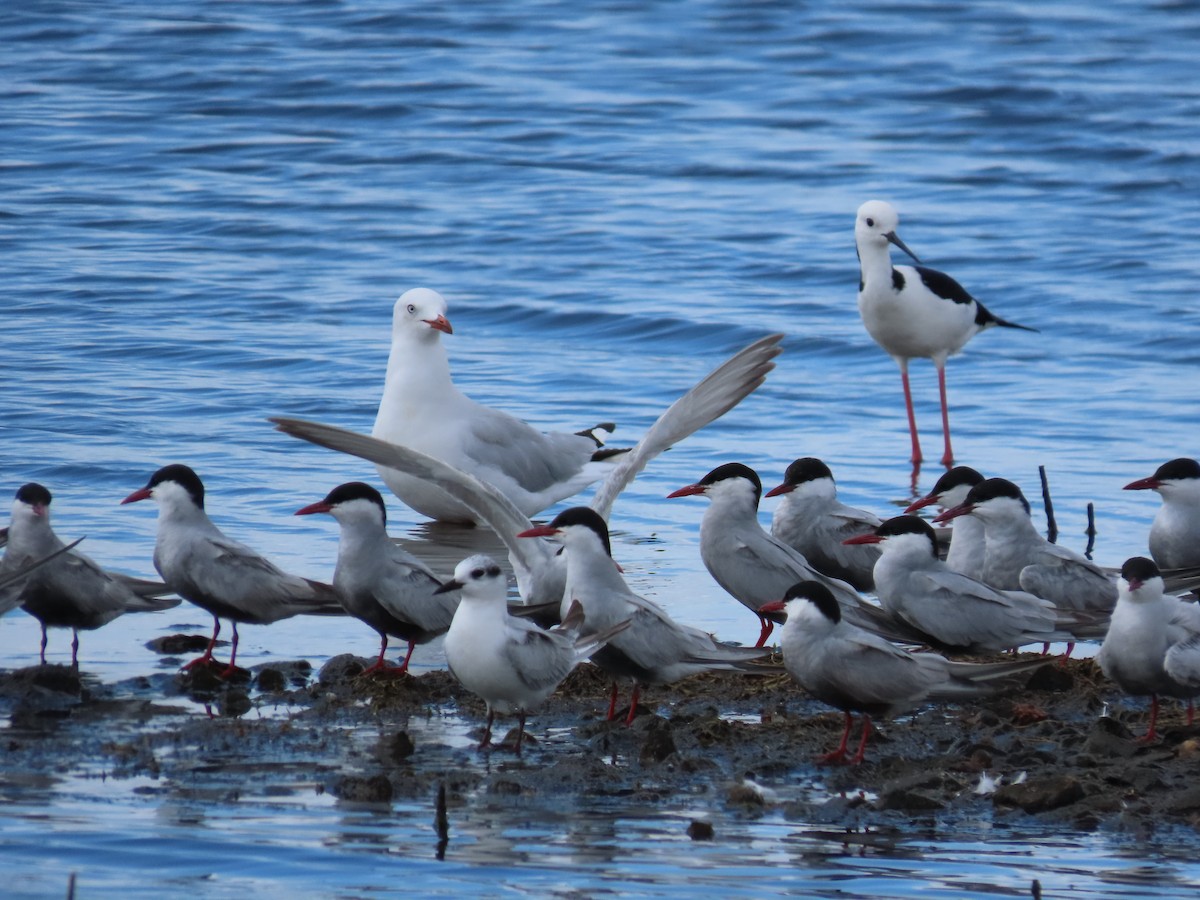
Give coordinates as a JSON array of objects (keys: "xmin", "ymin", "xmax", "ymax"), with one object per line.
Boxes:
[
  {"xmin": 434, "ymin": 782, "xmax": 449, "ymax": 860},
  {"xmin": 1039, "ymin": 465, "xmax": 1058, "ymax": 544},
  {"xmin": 66, "ymin": 874, "xmax": 76, "ymax": 900},
  {"xmin": 1031, "ymin": 877, "xmax": 1042, "ymax": 899},
  {"xmin": 1085, "ymin": 502, "xmax": 1097, "ymax": 560}
]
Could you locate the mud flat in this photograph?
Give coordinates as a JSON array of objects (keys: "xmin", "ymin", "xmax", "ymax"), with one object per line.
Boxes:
[{"xmin": 3, "ymin": 647, "xmax": 1199, "ymax": 843}]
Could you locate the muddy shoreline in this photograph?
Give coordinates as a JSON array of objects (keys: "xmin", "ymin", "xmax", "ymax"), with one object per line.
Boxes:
[{"xmin": 3, "ymin": 646, "xmax": 1199, "ymax": 841}]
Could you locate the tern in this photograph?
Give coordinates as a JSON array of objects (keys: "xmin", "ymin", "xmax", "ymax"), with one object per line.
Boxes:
[
  {"xmin": 844, "ymin": 516, "xmax": 1101, "ymax": 653},
  {"xmin": 855, "ymin": 200, "xmax": 1037, "ymax": 467},
  {"xmin": 906, "ymin": 465, "xmax": 986, "ymax": 578},
  {"xmin": 666, "ymin": 463, "xmax": 910, "ymax": 648},
  {"xmin": 122, "ymin": 464, "xmax": 344, "ymax": 676},
  {"xmin": 295, "ymin": 482, "xmax": 457, "ymax": 675},
  {"xmin": 934, "ymin": 477, "xmax": 1117, "ymax": 618},
  {"xmin": 759, "ymin": 581, "xmax": 1046, "ymax": 765},
  {"xmin": 764, "ymin": 457, "xmax": 883, "ymax": 592},
  {"xmin": 372, "ymin": 287, "xmax": 628, "ymax": 524},
  {"xmin": 0, "ymin": 483, "xmax": 179, "ymax": 668},
  {"xmin": 272, "ymin": 331, "xmax": 782, "ymax": 612},
  {"xmin": 1096, "ymin": 557, "xmax": 1200, "ymax": 741},
  {"xmin": 517, "ymin": 507, "xmax": 774, "ymax": 724},
  {"xmin": 1123, "ymin": 458, "xmax": 1200, "ymax": 570},
  {"xmin": 438, "ymin": 553, "xmax": 629, "ymax": 751}
]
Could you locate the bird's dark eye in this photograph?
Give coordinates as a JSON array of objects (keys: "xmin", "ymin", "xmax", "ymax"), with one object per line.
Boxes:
[
  {"xmin": 486, "ymin": 565, "xmax": 501, "ymax": 577},
  {"xmin": 407, "ymin": 304, "xmax": 416, "ymax": 314},
  {"xmin": 865, "ymin": 217, "xmax": 875, "ymax": 227},
  {"xmin": 470, "ymin": 568, "xmax": 484, "ymax": 579}
]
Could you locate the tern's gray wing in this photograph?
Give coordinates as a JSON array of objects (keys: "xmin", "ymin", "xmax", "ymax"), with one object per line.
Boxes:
[
  {"xmin": 589, "ymin": 334, "xmax": 783, "ymax": 519},
  {"xmin": 169, "ymin": 533, "xmax": 321, "ymax": 623},
  {"xmin": 801, "ymin": 628, "xmax": 937, "ymax": 713},
  {"xmin": 805, "ymin": 508, "xmax": 883, "ymax": 585},
  {"xmin": 0, "ymin": 537, "xmax": 85, "ymax": 614},
  {"xmin": 1165, "ymin": 634, "xmax": 1200, "ymax": 691},
  {"xmin": 1019, "ymin": 548, "xmax": 1117, "ymax": 612},
  {"xmin": 906, "ymin": 569, "xmax": 1054, "ymax": 650},
  {"xmin": 270, "ymin": 418, "xmax": 560, "ymax": 603},
  {"xmin": 501, "ymin": 617, "xmax": 577, "ymax": 694},
  {"xmin": 372, "ymin": 546, "xmax": 457, "ymax": 632}
]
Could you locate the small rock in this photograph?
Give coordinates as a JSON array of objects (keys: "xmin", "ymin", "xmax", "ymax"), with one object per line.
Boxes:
[
  {"xmin": 687, "ymin": 820, "xmax": 715, "ymax": 840},
  {"xmin": 145, "ymin": 634, "xmax": 214, "ymax": 655},
  {"xmin": 1025, "ymin": 665, "xmax": 1074, "ymax": 693},
  {"xmin": 1083, "ymin": 717, "xmax": 1139, "ymax": 759},
  {"xmin": 318, "ymin": 654, "xmax": 367, "ymax": 686},
  {"xmin": 216, "ymin": 689, "xmax": 252, "ymax": 718},
  {"xmin": 877, "ymin": 788, "xmax": 944, "ymax": 812},
  {"xmin": 639, "ymin": 722, "xmax": 677, "ymax": 764},
  {"xmin": 377, "ymin": 731, "xmax": 416, "ymax": 764},
  {"xmin": 255, "ymin": 668, "xmax": 287, "ymax": 693},
  {"xmin": 993, "ymin": 775, "xmax": 1086, "ymax": 813},
  {"xmin": 726, "ymin": 783, "xmax": 766, "ymax": 807},
  {"xmin": 487, "ymin": 779, "xmax": 525, "ymax": 796},
  {"xmin": 1166, "ymin": 786, "xmax": 1200, "ymax": 813},
  {"xmin": 334, "ymin": 774, "xmax": 394, "ymax": 803}
]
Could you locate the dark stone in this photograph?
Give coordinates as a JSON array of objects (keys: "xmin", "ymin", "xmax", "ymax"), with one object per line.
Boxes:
[
  {"xmin": 1165, "ymin": 786, "xmax": 1200, "ymax": 813},
  {"xmin": 318, "ymin": 654, "xmax": 368, "ymax": 686},
  {"xmin": 216, "ymin": 689, "xmax": 251, "ymax": 719},
  {"xmin": 254, "ymin": 668, "xmax": 287, "ymax": 693},
  {"xmin": 1025, "ymin": 664, "xmax": 1074, "ymax": 693},
  {"xmin": 334, "ymin": 774, "xmax": 394, "ymax": 803},
  {"xmin": 377, "ymin": 731, "xmax": 416, "ymax": 764},
  {"xmin": 1083, "ymin": 717, "xmax": 1139, "ymax": 759},
  {"xmin": 487, "ymin": 779, "xmax": 525, "ymax": 796},
  {"xmin": 877, "ymin": 788, "xmax": 944, "ymax": 812},
  {"xmin": 993, "ymin": 775, "xmax": 1087, "ymax": 813},
  {"xmin": 639, "ymin": 722, "xmax": 677, "ymax": 764},
  {"xmin": 687, "ymin": 820, "xmax": 715, "ymax": 840},
  {"xmin": 145, "ymin": 634, "xmax": 214, "ymax": 655}
]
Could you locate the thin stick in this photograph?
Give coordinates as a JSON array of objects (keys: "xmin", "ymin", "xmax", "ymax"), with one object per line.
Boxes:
[
  {"xmin": 1085, "ymin": 502, "xmax": 1097, "ymax": 560},
  {"xmin": 1039, "ymin": 465, "xmax": 1058, "ymax": 544},
  {"xmin": 434, "ymin": 782, "xmax": 449, "ymax": 860}
]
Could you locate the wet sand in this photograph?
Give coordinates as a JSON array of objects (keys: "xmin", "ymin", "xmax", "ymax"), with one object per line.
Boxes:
[{"xmin": 3, "ymin": 645, "xmax": 1199, "ymax": 840}]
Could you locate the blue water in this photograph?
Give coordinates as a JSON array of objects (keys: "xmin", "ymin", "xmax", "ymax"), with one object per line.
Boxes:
[{"xmin": 4, "ymin": 0, "xmax": 1200, "ymax": 895}]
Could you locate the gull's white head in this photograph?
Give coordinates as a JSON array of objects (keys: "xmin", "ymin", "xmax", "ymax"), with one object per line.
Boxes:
[{"xmin": 393, "ymin": 288, "xmax": 453, "ymax": 340}]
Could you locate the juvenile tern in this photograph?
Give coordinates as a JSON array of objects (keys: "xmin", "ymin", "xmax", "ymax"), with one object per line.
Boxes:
[{"xmin": 439, "ymin": 553, "xmax": 629, "ymax": 751}]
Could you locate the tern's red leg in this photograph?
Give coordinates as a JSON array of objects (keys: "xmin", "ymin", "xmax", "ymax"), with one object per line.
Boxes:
[
  {"xmin": 515, "ymin": 712, "xmax": 527, "ymax": 754},
  {"xmin": 606, "ymin": 683, "xmax": 620, "ymax": 721},
  {"xmin": 755, "ymin": 616, "xmax": 774, "ymax": 648},
  {"xmin": 39, "ymin": 623, "xmax": 49, "ymax": 665},
  {"xmin": 848, "ymin": 715, "xmax": 873, "ymax": 766},
  {"xmin": 1058, "ymin": 642, "xmax": 1075, "ymax": 666},
  {"xmin": 183, "ymin": 617, "xmax": 224, "ymax": 670},
  {"xmin": 936, "ymin": 362, "xmax": 953, "ymax": 467},
  {"xmin": 217, "ymin": 623, "xmax": 241, "ymax": 679},
  {"xmin": 70, "ymin": 629, "xmax": 80, "ymax": 671},
  {"xmin": 1138, "ymin": 695, "xmax": 1160, "ymax": 743},
  {"xmin": 1188, "ymin": 699, "xmax": 1195, "ymax": 726},
  {"xmin": 359, "ymin": 634, "xmax": 412, "ymax": 677},
  {"xmin": 899, "ymin": 362, "xmax": 923, "ymax": 465},
  {"xmin": 478, "ymin": 710, "xmax": 494, "ymax": 750},
  {"xmin": 624, "ymin": 684, "xmax": 641, "ymax": 726},
  {"xmin": 818, "ymin": 711, "xmax": 854, "ymax": 764}
]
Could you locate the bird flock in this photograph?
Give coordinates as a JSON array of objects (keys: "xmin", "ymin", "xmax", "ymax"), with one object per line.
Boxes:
[{"xmin": 4, "ymin": 202, "xmax": 1199, "ymax": 764}]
